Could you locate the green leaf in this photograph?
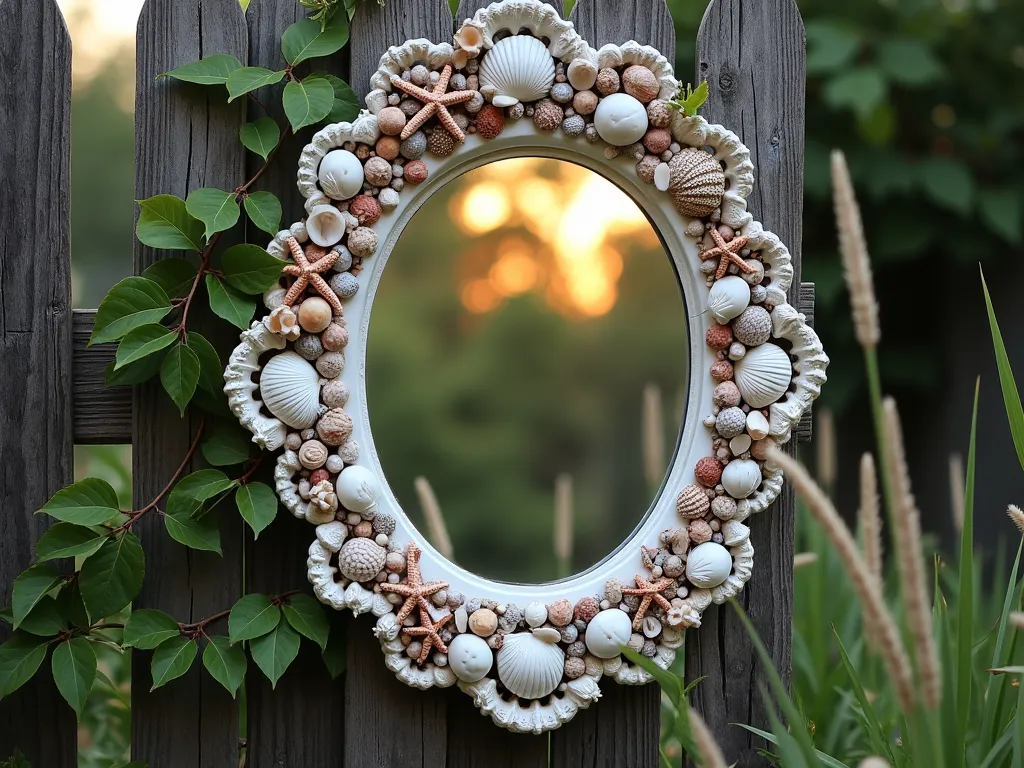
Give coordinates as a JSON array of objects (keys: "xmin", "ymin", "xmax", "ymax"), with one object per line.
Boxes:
[
  {"xmin": 124, "ymin": 609, "xmax": 182, "ymax": 650},
  {"xmin": 18, "ymin": 597, "xmax": 67, "ymax": 637},
  {"xmin": 226, "ymin": 67, "xmax": 285, "ymax": 102},
  {"xmin": 832, "ymin": 629, "xmax": 891, "ymax": 760},
  {"xmin": 185, "ymin": 332, "xmax": 223, "ymax": 394},
  {"xmin": 141, "ymin": 257, "xmax": 199, "ymax": 298},
  {"xmin": 243, "ymin": 192, "xmax": 283, "ymax": 236},
  {"xmin": 281, "ymin": 594, "xmax": 329, "ymax": 650},
  {"xmin": 161, "ymin": 54, "xmax": 243, "ymax": 86},
  {"xmin": 205, "ymin": 275, "xmax": 255, "ymax": 329},
  {"xmin": 239, "ymin": 117, "xmax": 281, "ymax": 160},
  {"xmin": 36, "ymin": 523, "xmax": 107, "ymax": 562},
  {"xmin": 805, "ymin": 21, "xmax": 861, "ymax": 75},
  {"xmin": 201, "ymin": 422, "xmax": 252, "ymax": 466},
  {"xmin": 877, "ymin": 38, "xmax": 944, "ymax": 86},
  {"xmin": 322, "ymin": 74, "xmax": 360, "ymax": 124},
  {"xmin": 136, "ymin": 195, "xmax": 205, "ymax": 251},
  {"xmin": 12, "ymin": 564, "xmax": 63, "ymax": 629},
  {"xmin": 164, "ymin": 470, "xmax": 234, "ymax": 552},
  {"xmin": 955, "ymin": 379, "xmax": 979, "ymax": 763},
  {"xmin": 250, "ymin": 619, "xmax": 300, "ymax": 688},
  {"xmin": 56, "ymin": 581, "xmax": 91, "ymax": 629},
  {"xmin": 79, "ymin": 532, "xmax": 146, "ymax": 619},
  {"xmin": 283, "ymin": 77, "xmax": 335, "ymax": 132},
  {"xmin": 0, "ymin": 632, "xmax": 49, "ymax": 697},
  {"xmin": 51, "ymin": 637, "xmax": 96, "ymax": 718},
  {"xmin": 823, "ymin": 67, "xmax": 888, "ymax": 120},
  {"xmin": 160, "ymin": 342, "xmax": 201, "ymax": 415},
  {"xmin": 281, "ymin": 14, "xmax": 350, "ymax": 66},
  {"xmin": 150, "ymin": 635, "xmax": 197, "ymax": 691},
  {"xmin": 172, "ymin": 469, "xmax": 238, "ymax": 507},
  {"xmin": 980, "ymin": 188, "xmax": 1022, "ymax": 243},
  {"xmin": 105, "ymin": 350, "xmax": 168, "ymax": 388},
  {"xmin": 185, "ymin": 188, "xmax": 240, "ymax": 240},
  {"xmin": 163, "ymin": 504, "xmax": 223, "ymax": 553},
  {"xmin": 981, "ymin": 269, "xmax": 1024, "ymax": 476},
  {"xmin": 221, "ymin": 244, "xmax": 287, "ymax": 294},
  {"xmin": 202, "ymin": 636, "xmax": 246, "ymax": 697},
  {"xmin": 235, "ymin": 482, "xmax": 278, "ymax": 538},
  {"xmin": 90, "ymin": 276, "xmax": 173, "ymax": 346},
  {"xmin": 228, "ymin": 594, "xmax": 281, "ymax": 643},
  {"xmin": 919, "ymin": 157, "xmax": 974, "ymax": 216},
  {"xmin": 115, "ymin": 324, "xmax": 178, "ymax": 370},
  {"xmin": 620, "ymin": 645, "xmax": 683, "ymax": 706},
  {"xmin": 38, "ymin": 478, "xmax": 121, "ymax": 526}
]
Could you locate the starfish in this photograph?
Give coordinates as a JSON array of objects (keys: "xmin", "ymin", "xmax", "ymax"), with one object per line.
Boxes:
[
  {"xmin": 380, "ymin": 542, "xmax": 449, "ymax": 625},
  {"xmin": 700, "ymin": 227, "xmax": 753, "ymax": 280},
  {"xmin": 389, "ymin": 65, "xmax": 475, "ymax": 142},
  {"xmin": 282, "ymin": 238, "xmax": 343, "ymax": 314},
  {"xmin": 403, "ymin": 610, "xmax": 454, "ymax": 665},
  {"xmin": 622, "ymin": 574, "xmax": 676, "ymax": 631}
]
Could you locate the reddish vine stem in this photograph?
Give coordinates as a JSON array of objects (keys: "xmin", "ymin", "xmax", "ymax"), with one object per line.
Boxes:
[
  {"xmin": 180, "ymin": 589, "xmax": 302, "ymax": 638},
  {"xmin": 237, "ymin": 454, "xmax": 265, "ymax": 485}
]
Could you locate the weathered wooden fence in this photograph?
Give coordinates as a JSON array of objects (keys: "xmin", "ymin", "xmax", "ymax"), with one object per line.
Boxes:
[{"xmin": 0, "ymin": 0, "xmax": 807, "ymax": 765}]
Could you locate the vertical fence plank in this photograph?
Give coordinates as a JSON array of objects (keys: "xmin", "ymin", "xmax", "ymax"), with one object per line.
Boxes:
[
  {"xmin": 242, "ymin": 3, "xmax": 347, "ymax": 765},
  {"xmin": 132, "ymin": 1, "xmax": 248, "ymax": 765},
  {"xmin": 0, "ymin": 0, "xmax": 75, "ymax": 764},
  {"xmin": 691, "ymin": 2, "xmax": 805, "ymax": 764}
]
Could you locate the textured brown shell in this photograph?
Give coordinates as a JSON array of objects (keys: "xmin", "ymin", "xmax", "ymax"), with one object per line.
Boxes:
[
  {"xmin": 667, "ymin": 147, "xmax": 726, "ymax": 218},
  {"xmin": 675, "ymin": 483, "xmax": 710, "ymax": 519}
]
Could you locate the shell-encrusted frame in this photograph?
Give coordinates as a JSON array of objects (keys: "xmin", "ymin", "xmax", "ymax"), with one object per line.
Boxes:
[{"xmin": 223, "ymin": 0, "xmax": 827, "ymax": 734}]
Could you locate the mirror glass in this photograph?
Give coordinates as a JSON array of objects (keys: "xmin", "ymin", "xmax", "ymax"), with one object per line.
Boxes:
[{"xmin": 367, "ymin": 158, "xmax": 688, "ymax": 583}]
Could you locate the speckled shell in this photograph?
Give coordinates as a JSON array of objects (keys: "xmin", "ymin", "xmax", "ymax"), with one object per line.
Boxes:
[
  {"xmin": 707, "ymin": 275, "xmax": 750, "ymax": 324},
  {"xmin": 685, "ymin": 542, "xmax": 732, "ymax": 589},
  {"xmin": 260, "ymin": 352, "xmax": 322, "ymax": 429},
  {"xmin": 478, "ymin": 35, "xmax": 555, "ymax": 108},
  {"xmin": 584, "ymin": 608, "xmax": 632, "ymax": 659},
  {"xmin": 497, "ymin": 628, "xmax": 565, "ymax": 699},
  {"xmin": 733, "ymin": 342, "xmax": 792, "ymax": 409},
  {"xmin": 721, "ymin": 459, "xmax": 762, "ymax": 499},
  {"xmin": 667, "ymin": 147, "xmax": 726, "ymax": 218},
  {"xmin": 338, "ymin": 537, "xmax": 386, "ymax": 582}
]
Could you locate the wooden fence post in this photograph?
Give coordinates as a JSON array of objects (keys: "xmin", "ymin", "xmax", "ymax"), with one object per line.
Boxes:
[
  {"xmin": 132, "ymin": 1, "xmax": 248, "ymax": 765},
  {"xmin": 0, "ymin": 0, "xmax": 75, "ymax": 765},
  {"xmin": 690, "ymin": 1, "xmax": 806, "ymax": 763}
]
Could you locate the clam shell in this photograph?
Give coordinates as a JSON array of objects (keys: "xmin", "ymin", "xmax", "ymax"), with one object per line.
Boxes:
[
  {"xmin": 707, "ymin": 275, "xmax": 750, "ymax": 324},
  {"xmin": 260, "ymin": 351, "xmax": 322, "ymax": 429},
  {"xmin": 306, "ymin": 204, "xmax": 346, "ymax": 247},
  {"xmin": 478, "ymin": 35, "xmax": 555, "ymax": 108},
  {"xmin": 721, "ymin": 459, "xmax": 762, "ymax": 499},
  {"xmin": 685, "ymin": 542, "xmax": 732, "ymax": 589},
  {"xmin": 497, "ymin": 628, "xmax": 565, "ymax": 699},
  {"xmin": 584, "ymin": 608, "xmax": 632, "ymax": 659},
  {"xmin": 448, "ymin": 633, "xmax": 493, "ymax": 683},
  {"xmin": 733, "ymin": 342, "xmax": 792, "ymax": 409},
  {"xmin": 667, "ymin": 147, "xmax": 726, "ymax": 218}
]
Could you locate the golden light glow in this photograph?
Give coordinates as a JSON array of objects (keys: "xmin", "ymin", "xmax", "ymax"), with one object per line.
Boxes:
[
  {"xmin": 58, "ymin": 0, "xmax": 146, "ymax": 87},
  {"xmin": 452, "ymin": 159, "xmax": 659, "ymax": 317}
]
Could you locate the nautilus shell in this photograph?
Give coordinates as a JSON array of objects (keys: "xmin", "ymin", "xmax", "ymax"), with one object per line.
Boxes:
[
  {"xmin": 733, "ymin": 342, "xmax": 793, "ymax": 409},
  {"xmin": 497, "ymin": 627, "xmax": 564, "ymax": 699},
  {"xmin": 260, "ymin": 351, "xmax": 322, "ymax": 429},
  {"xmin": 478, "ymin": 35, "xmax": 555, "ymax": 108}
]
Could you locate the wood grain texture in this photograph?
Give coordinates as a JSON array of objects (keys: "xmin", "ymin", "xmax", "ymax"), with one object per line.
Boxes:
[
  {"xmin": 0, "ymin": 0, "xmax": 76, "ymax": 763},
  {"xmin": 545, "ymin": 2, "xmax": 675, "ymax": 765},
  {"xmin": 72, "ymin": 309, "xmax": 132, "ymax": 444},
  {"xmin": 132, "ymin": 2, "xmax": 247, "ymax": 766},
  {"xmin": 241, "ymin": 2, "xmax": 348, "ymax": 765},
  {"xmin": 794, "ymin": 282, "xmax": 815, "ymax": 443},
  {"xmin": 691, "ymin": 2, "xmax": 805, "ymax": 764}
]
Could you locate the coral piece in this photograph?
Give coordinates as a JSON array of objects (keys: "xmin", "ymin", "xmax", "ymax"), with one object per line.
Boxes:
[
  {"xmin": 474, "ymin": 104, "xmax": 505, "ymax": 139},
  {"xmin": 694, "ymin": 457, "xmax": 723, "ymax": 487},
  {"xmin": 390, "ymin": 65, "xmax": 475, "ymax": 142}
]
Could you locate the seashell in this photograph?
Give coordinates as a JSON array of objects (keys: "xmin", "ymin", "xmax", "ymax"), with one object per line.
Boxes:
[
  {"xmin": 654, "ymin": 162, "xmax": 671, "ymax": 191},
  {"xmin": 733, "ymin": 342, "xmax": 793, "ymax": 409},
  {"xmin": 454, "ymin": 606, "xmax": 469, "ymax": 633},
  {"xmin": 746, "ymin": 410, "xmax": 770, "ymax": 440},
  {"xmin": 715, "ymin": 407, "xmax": 746, "ymax": 439},
  {"xmin": 675, "ymin": 484, "xmax": 710, "ymax": 519},
  {"xmin": 260, "ymin": 352, "xmax": 322, "ymax": 429},
  {"xmin": 593, "ymin": 93, "xmax": 648, "ymax": 147},
  {"xmin": 547, "ymin": 598, "xmax": 573, "ymax": 627},
  {"xmin": 584, "ymin": 608, "xmax": 631, "ymax": 659},
  {"xmin": 497, "ymin": 628, "xmax": 565, "ymax": 700},
  {"xmin": 316, "ymin": 407, "xmax": 353, "ymax": 446},
  {"xmin": 335, "ymin": 465, "xmax": 380, "ymax": 517},
  {"xmin": 448, "ymin": 633, "xmax": 492, "ymax": 683},
  {"xmin": 721, "ymin": 520, "xmax": 750, "ymax": 546},
  {"xmin": 707, "ymin": 275, "xmax": 750, "ymax": 324},
  {"xmin": 318, "ymin": 150, "xmax": 364, "ymax": 201},
  {"xmin": 298, "ymin": 297, "xmax": 332, "ymax": 334},
  {"xmin": 338, "ymin": 537, "xmax": 386, "ymax": 582},
  {"xmin": 685, "ymin": 542, "xmax": 732, "ymax": 589},
  {"xmin": 566, "ymin": 58, "xmax": 597, "ymax": 91},
  {"xmin": 315, "ymin": 520, "xmax": 347, "ymax": 552},
  {"xmin": 667, "ymin": 148, "xmax": 726, "ymax": 218},
  {"xmin": 306, "ymin": 204, "xmax": 347, "ymax": 247},
  {"xmin": 730, "ymin": 434, "xmax": 752, "ymax": 456},
  {"xmin": 478, "ymin": 35, "xmax": 555, "ymax": 108},
  {"xmin": 642, "ymin": 615, "xmax": 662, "ymax": 639},
  {"xmin": 732, "ymin": 306, "xmax": 772, "ymax": 347},
  {"xmin": 721, "ymin": 459, "xmax": 762, "ymax": 499},
  {"xmin": 264, "ymin": 305, "xmax": 300, "ymax": 340},
  {"xmin": 469, "ymin": 608, "xmax": 498, "ymax": 637},
  {"xmin": 524, "ymin": 601, "xmax": 547, "ymax": 628}
]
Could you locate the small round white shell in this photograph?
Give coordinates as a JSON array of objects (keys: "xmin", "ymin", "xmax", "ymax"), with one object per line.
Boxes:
[
  {"xmin": 566, "ymin": 58, "xmax": 597, "ymax": 91},
  {"xmin": 733, "ymin": 342, "xmax": 793, "ymax": 409},
  {"xmin": 497, "ymin": 629, "xmax": 565, "ymax": 700},
  {"xmin": 707, "ymin": 275, "xmax": 750, "ymax": 324},
  {"xmin": 448, "ymin": 633, "xmax": 493, "ymax": 683},
  {"xmin": 335, "ymin": 465, "xmax": 380, "ymax": 516},
  {"xmin": 584, "ymin": 608, "xmax": 632, "ymax": 659},
  {"xmin": 685, "ymin": 542, "xmax": 732, "ymax": 589},
  {"xmin": 721, "ymin": 459, "xmax": 762, "ymax": 499},
  {"xmin": 746, "ymin": 410, "xmax": 770, "ymax": 440},
  {"xmin": 259, "ymin": 351, "xmax": 322, "ymax": 429},
  {"xmin": 306, "ymin": 204, "xmax": 346, "ymax": 247},
  {"xmin": 524, "ymin": 601, "xmax": 547, "ymax": 628},
  {"xmin": 318, "ymin": 150, "xmax": 364, "ymax": 201},
  {"xmin": 593, "ymin": 93, "xmax": 648, "ymax": 146}
]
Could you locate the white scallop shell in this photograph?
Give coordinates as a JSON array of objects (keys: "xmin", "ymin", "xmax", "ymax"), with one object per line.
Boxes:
[
  {"xmin": 584, "ymin": 608, "xmax": 632, "ymax": 659},
  {"xmin": 685, "ymin": 542, "xmax": 732, "ymax": 589},
  {"xmin": 593, "ymin": 92, "xmax": 648, "ymax": 146},
  {"xmin": 448, "ymin": 633, "xmax": 493, "ymax": 683},
  {"xmin": 335, "ymin": 465, "xmax": 380, "ymax": 517},
  {"xmin": 318, "ymin": 149, "xmax": 364, "ymax": 201},
  {"xmin": 733, "ymin": 342, "xmax": 792, "ymax": 409},
  {"xmin": 721, "ymin": 459, "xmax": 762, "ymax": 499},
  {"xmin": 306, "ymin": 204, "xmax": 346, "ymax": 247},
  {"xmin": 707, "ymin": 275, "xmax": 750, "ymax": 324},
  {"xmin": 497, "ymin": 628, "xmax": 565, "ymax": 699},
  {"xmin": 478, "ymin": 35, "xmax": 555, "ymax": 108},
  {"xmin": 260, "ymin": 351, "xmax": 322, "ymax": 429}
]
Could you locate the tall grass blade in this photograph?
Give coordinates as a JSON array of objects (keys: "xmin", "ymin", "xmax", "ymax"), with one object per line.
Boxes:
[
  {"xmin": 980, "ymin": 268, "xmax": 1024, "ymax": 475},
  {"xmin": 982, "ymin": 540, "xmax": 1023, "ymax": 751},
  {"xmin": 832, "ymin": 627, "xmax": 892, "ymax": 761},
  {"xmin": 735, "ymin": 724, "xmax": 854, "ymax": 768},
  {"xmin": 758, "ymin": 684, "xmax": 813, "ymax": 768}
]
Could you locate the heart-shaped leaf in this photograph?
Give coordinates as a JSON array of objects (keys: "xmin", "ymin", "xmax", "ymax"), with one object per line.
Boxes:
[
  {"xmin": 281, "ymin": 13, "xmax": 349, "ymax": 66},
  {"xmin": 281, "ymin": 594, "xmax": 330, "ymax": 651},
  {"xmin": 235, "ymin": 482, "xmax": 278, "ymax": 538},
  {"xmin": 124, "ymin": 609, "xmax": 182, "ymax": 650},
  {"xmin": 201, "ymin": 421, "xmax": 252, "ymax": 467},
  {"xmin": 221, "ymin": 244, "xmax": 287, "ymax": 295},
  {"xmin": 136, "ymin": 195, "xmax": 205, "ymax": 251},
  {"xmin": 35, "ymin": 523, "xmax": 107, "ymax": 562},
  {"xmin": 0, "ymin": 632, "xmax": 49, "ymax": 697},
  {"xmin": 226, "ymin": 67, "xmax": 285, "ymax": 102},
  {"xmin": 51, "ymin": 637, "xmax": 97, "ymax": 718},
  {"xmin": 203, "ymin": 635, "xmax": 247, "ymax": 697},
  {"xmin": 228, "ymin": 594, "xmax": 280, "ymax": 643},
  {"xmin": 206, "ymin": 275, "xmax": 256, "ymax": 330},
  {"xmin": 150, "ymin": 635, "xmax": 198, "ymax": 691},
  {"xmin": 79, "ymin": 532, "xmax": 145, "ymax": 619},
  {"xmin": 90, "ymin": 277, "xmax": 172, "ymax": 346},
  {"xmin": 38, "ymin": 478, "xmax": 121, "ymax": 526},
  {"xmin": 186, "ymin": 188, "xmax": 240, "ymax": 240},
  {"xmin": 243, "ymin": 192, "xmax": 283, "ymax": 236},
  {"xmin": 283, "ymin": 77, "xmax": 335, "ymax": 132},
  {"xmin": 321, "ymin": 74, "xmax": 359, "ymax": 124},
  {"xmin": 250, "ymin": 619, "xmax": 300, "ymax": 688},
  {"xmin": 239, "ymin": 118, "xmax": 281, "ymax": 160}
]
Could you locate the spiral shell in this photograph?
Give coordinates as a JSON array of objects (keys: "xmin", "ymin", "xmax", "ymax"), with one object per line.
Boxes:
[
  {"xmin": 497, "ymin": 628, "xmax": 565, "ymax": 699},
  {"xmin": 478, "ymin": 35, "xmax": 555, "ymax": 108},
  {"xmin": 733, "ymin": 342, "xmax": 793, "ymax": 409},
  {"xmin": 260, "ymin": 352, "xmax": 322, "ymax": 429},
  {"xmin": 667, "ymin": 147, "xmax": 726, "ymax": 218},
  {"xmin": 675, "ymin": 484, "xmax": 710, "ymax": 519}
]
